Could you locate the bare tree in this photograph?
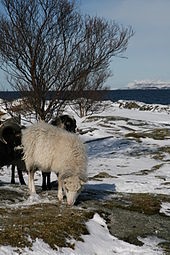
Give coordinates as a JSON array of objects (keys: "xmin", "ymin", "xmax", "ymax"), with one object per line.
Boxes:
[
  {"xmin": 70, "ymin": 68, "xmax": 110, "ymax": 117},
  {"xmin": 0, "ymin": 0, "xmax": 134, "ymax": 121}
]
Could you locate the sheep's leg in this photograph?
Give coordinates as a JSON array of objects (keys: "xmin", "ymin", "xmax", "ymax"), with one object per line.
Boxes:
[
  {"xmin": 28, "ymin": 168, "xmax": 36, "ymax": 194},
  {"xmin": 42, "ymin": 172, "xmax": 51, "ymax": 190},
  {"xmin": 17, "ymin": 168, "xmax": 26, "ymax": 185},
  {"xmin": 47, "ymin": 173, "xmax": 51, "ymax": 190},
  {"xmin": 42, "ymin": 172, "xmax": 47, "ymax": 191},
  {"xmin": 16, "ymin": 160, "xmax": 26, "ymax": 185},
  {"xmin": 58, "ymin": 176, "xmax": 64, "ymax": 202},
  {"xmin": 11, "ymin": 165, "xmax": 15, "ymax": 184},
  {"xmin": 11, "ymin": 163, "xmax": 26, "ymax": 185},
  {"xmin": 17, "ymin": 165, "xmax": 26, "ymax": 185}
]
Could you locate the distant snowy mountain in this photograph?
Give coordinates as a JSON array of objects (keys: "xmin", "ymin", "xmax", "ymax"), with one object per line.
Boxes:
[{"xmin": 127, "ymin": 80, "xmax": 170, "ymax": 89}]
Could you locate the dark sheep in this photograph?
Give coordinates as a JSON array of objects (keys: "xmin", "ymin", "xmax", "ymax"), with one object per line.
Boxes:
[{"xmin": 0, "ymin": 118, "xmax": 26, "ymax": 185}]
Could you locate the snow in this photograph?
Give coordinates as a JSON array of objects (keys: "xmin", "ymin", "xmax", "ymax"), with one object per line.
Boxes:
[
  {"xmin": 64, "ymin": 213, "xmax": 163, "ymax": 255},
  {"xmin": 160, "ymin": 202, "xmax": 170, "ymax": 217},
  {"xmin": 0, "ymin": 214, "xmax": 163, "ymax": 255},
  {"xmin": 0, "ymin": 100, "xmax": 170, "ymax": 254},
  {"xmin": 127, "ymin": 80, "xmax": 170, "ymax": 89}
]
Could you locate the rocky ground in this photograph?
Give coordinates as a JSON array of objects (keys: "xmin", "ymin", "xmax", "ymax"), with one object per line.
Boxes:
[{"xmin": 0, "ymin": 182, "xmax": 170, "ymax": 254}]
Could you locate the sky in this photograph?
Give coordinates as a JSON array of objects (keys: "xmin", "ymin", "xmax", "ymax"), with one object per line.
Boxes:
[
  {"xmin": 0, "ymin": 0, "xmax": 170, "ymax": 90},
  {"xmin": 79, "ymin": 0, "xmax": 170, "ymax": 88}
]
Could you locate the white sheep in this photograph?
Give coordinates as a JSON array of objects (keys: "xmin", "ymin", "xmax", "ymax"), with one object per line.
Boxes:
[{"xmin": 22, "ymin": 121, "xmax": 87, "ymax": 205}]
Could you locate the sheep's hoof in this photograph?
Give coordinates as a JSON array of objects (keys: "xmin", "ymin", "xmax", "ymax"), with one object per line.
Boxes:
[
  {"xmin": 42, "ymin": 185, "xmax": 51, "ymax": 191},
  {"xmin": 58, "ymin": 197, "xmax": 66, "ymax": 206},
  {"xmin": 27, "ymin": 193, "xmax": 40, "ymax": 203},
  {"xmin": 58, "ymin": 198, "xmax": 63, "ymax": 203},
  {"xmin": 58, "ymin": 193, "xmax": 63, "ymax": 202}
]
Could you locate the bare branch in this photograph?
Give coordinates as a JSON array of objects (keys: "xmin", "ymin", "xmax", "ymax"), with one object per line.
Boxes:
[{"xmin": 0, "ymin": 0, "xmax": 134, "ymax": 120}]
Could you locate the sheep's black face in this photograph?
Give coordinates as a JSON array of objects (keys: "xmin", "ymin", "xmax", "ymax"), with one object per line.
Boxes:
[
  {"xmin": 50, "ymin": 115, "xmax": 77, "ymax": 133},
  {"xmin": 60, "ymin": 115, "xmax": 77, "ymax": 133},
  {"xmin": 64, "ymin": 120, "xmax": 76, "ymax": 133},
  {"xmin": 2, "ymin": 127, "xmax": 22, "ymax": 147}
]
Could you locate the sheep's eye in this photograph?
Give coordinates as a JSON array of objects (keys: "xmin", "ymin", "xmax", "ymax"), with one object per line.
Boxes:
[
  {"xmin": 64, "ymin": 182, "xmax": 68, "ymax": 189},
  {"xmin": 64, "ymin": 186, "xmax": 69, "ymax": 193}
]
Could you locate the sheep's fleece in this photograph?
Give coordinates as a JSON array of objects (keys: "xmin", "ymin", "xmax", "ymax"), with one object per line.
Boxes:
[{"xmin": 22, "ymin": 121, "xmax": 87, "ymax": 205}]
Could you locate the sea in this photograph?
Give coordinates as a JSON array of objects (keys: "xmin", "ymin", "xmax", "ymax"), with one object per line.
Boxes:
[
  {"xmin": 0, "ymin": 89, "xmax": 170, "ymax": 105},
  {"xmin": 102, "ymin": 89, "xmax": 170, "ymax": 105}
]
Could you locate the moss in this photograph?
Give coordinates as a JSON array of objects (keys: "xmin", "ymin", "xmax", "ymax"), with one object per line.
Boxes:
[
  {"xmin": 126, "ymin": 193, "xmax": 161, "ymax": 215},
  {"xmin": 85, "ymin": 115, "xmax": 128, "ymax": 122},
  {"xmin": 147, "ymin": 129, "xmax": 170, "ymax": 140},
  {"xmin": 159, "ymin": 241, "xmax": 170, "ymax": 253},
  {"xmin": 151, "ymin": 163, "xmax": 164, "ymax": 171},
  {"xmin": 123, "ymin": 102, "xmax": 140, "ymax": 109},
  {"xmin": 160, "ymin": 146, "xmax": 170, "ymax": 153},
  {"xmin": 103, "ymin": 193, "xmax": 170, "ymax": 215},
  {"xmin": 125, "ymin": 128, "xmax": 170, "ymax": 140},
  {"xmin": 0, "ymin": 189, "xmax": 170, "ymax": 253},
  {"xmin": 90, "ymin": 172, "xmax": 115, "ymax": 180},
  {"xmin": 0, "ymin": 204, "xmax": 93, "ymax": 249},
  {"xmin": 125, "ymin": 132, "xmax": 146, "ymax": 139},
  {"xmin": 152, "ymin": 146, "xmax": 170, "ymax": 160}
]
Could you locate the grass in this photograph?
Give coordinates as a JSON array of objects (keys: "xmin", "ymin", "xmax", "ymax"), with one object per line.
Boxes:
[
  {"xmin": 86, "ymin": 115, "xmax": 129, "ymax": 122},
  {"xmin": 89, "ymin": 171, "xmax": 115, "ymax": 180},
  {"xmin": 125, "ymin": 128, "xmax": 170, "ymax": 140},
  {"xmin": 0, "ymin": 203, "xmax": 93, "ymax": 249},
  {"xmin": 126, "ymin": 193, "xmax": 161, "ymax": 215},
  {"xmin": 103, "ymin": 193, "xmax": 170, "ymax": 215},
  {"xmin": 151, "ymin": 146, "xmax": 170, "ymax": 160},
  {"xmin": 0, "ymin": 189, "xmax": 170, "ymax": 253}
]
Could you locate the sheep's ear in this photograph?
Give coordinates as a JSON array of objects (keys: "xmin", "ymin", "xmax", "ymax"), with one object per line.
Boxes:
[
  {"xmin": 80, "ymin": 174, "xmax": 88, "ymax": 183},
  {"xmin": 60, "ymin": 172, "xmax": 72, "ymax": 180},
  {"xmin": 80, "ymin": 180, "xmax": 86, "ymax": 185}
]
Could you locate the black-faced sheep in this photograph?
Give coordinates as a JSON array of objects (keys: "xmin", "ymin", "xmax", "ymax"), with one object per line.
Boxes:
[
  {"xmin": 42, "ymin": 114, "xmax": 77, "ymax": 191},
  {"xmin": 50, "ymin": 114, "xmax": 77, "ymax": 133},
  {"xmin": 22, "ymin": 121, "xmax": 87, "ymax": 205},
  {"xmin": 0, "ymin": 118, "xmax": 26, "ymax": 185}
]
